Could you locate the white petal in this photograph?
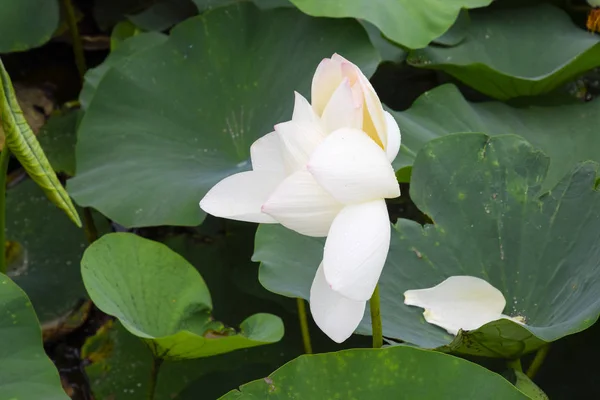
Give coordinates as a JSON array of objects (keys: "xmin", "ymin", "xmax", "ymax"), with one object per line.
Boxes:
[
  {"xmin": 357, "ymin": 73, "xmax": 387, "ymax": 148},
  {"xmin": 321, "ymin": 78, "xmax": 363, "ymax": 133},
  {"xmin": 275, "ymin": 120, "xmax": 325, "ymax": 173},
  {"xmin": 323, "ymin": 200, "xmax": 391, "ymax": 301},
  {"xmin": 200, "ymin": 171, "xmax": 281, "ymax": 223},
  {"xmin": 311, "ymin": 57, "xmax": 344, "ymax": 116},
  {"xmin": 292, "ymin": 92, "xmax": 321, "ymax": 127},
  {"xmin": 262, "ymin": 171, "xmax": 343, "ymax": 237},
  {"xmin": 307, "ymin": 128, "xmax": 400, "ymax": 204},
  {"xmin": 250, "ymin": 131, "xmax": 285, "ymax": 174},
  {"xmin": 404, "ymin": 276, "xmax": 507, "ymax": 335},
  {"xmin": 383, "ymin": 111, "xmax": 401, "ymax": 163},
  {"xmin": 310, "ymin": 262, "xmax": 366, "ymax": 343}
]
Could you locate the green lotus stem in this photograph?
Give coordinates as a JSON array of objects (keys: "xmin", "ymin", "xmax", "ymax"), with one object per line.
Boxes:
[
  {"xmin": 370, "ymin": 284, "xmax": 383, "ymax": 348},
  {"xmin": 82, "ymin": 208, "xmax": 98, "ymax": 243},
  {"xmin": 0, "ymin": 148, "xmax": 10, "ymax": 274},
  {"xmin": 296, "ymin": 298, "xmax": 313, "ymax": 354},
  {"xmin": 507, "ymin": 358, "xmax": 523, "ymax": 372},
  {"xmin": 61, "ymin": 0, "xmax": 101, "ymax": 245},
  {"xmin": 147, "ymin": 356, "xmax": 163, "ymax": 400},
  {"xmin": 62, "ymin": 0, "xmax": 87, "ymax": 80},
  {"xmin": 526, "ymin": 344, "xmax": 550, "ymax": 379}
]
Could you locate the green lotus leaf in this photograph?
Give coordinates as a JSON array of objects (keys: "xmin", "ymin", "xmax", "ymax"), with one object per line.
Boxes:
[
  {"xmin": 407, "ymin": 4, "xmax": 600, "ymax": 100},
  {"xmin": 80, "ymin": 32, "xmax": 168, "ymax": 109},
  {"xmin": 391, "ymin": 84, "xmax": 600, "ymax": 190},
  {"xmin": 38, "ymin": 110, "xmax": 82, "ymax": 176},
  {"xmin": 0, "ymin": 0, "xmax": 59, "ymax": 52},
  {"xmin": 220, "ymin": 346, "xmax": 528, "ymax": 399},
  {"xmin": 6, "ymin": 178, "xmax": 89, "ymax": 327},
  {"xmin": 0, "ymin": 274, "xmax": 69, "ymax": 399},
  {"xmin": 287, "ymin": 0, "xmax": 492, "ymax": 49},
  {"xmin": 81, "ymin": 232, "xmax": 284, "ymax": 360},
  {"xmin": 255, "ymin": 133, "xmax": 600, "ymax": 358},
  {"xmin": 68, "ymin": 2, "xmax": 379, "ymax": 228}
]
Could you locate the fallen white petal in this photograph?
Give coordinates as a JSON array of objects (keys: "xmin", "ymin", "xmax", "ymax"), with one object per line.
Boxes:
[
  {"xmin": 275, "ymin": 119, "xmax": 325, "ymax": 173},
  {"xmin": 261, "ymin": 170, "xmax": 343, "ymax": 237},
  {"xmin": 404, "ymin": 276, "xmax": 509, "ymax": 335},
  {"xmin": 321, "ymin": 78, "xmax": 363, "ymax": 133},
  {"xmin": 199, "ymin": 171, "xmax": 281, "ymax": 223},
  {"xmin": 250, "ymin": 131, "xmax": 286, "ymax": 175},
  {"xmin": 307, "ymin": 128, "xmax": 400, "ymax": 204},
  {"xmin": 383, "ymin": 111, "xmax": 401, "ymax": 163},
  {"xmin": 323, "ymin": 200, "xmax": 391, "ymax": 301},
  {"xmin": 310, "ymin": 262, "xmax": 366, "ymax": 343}
]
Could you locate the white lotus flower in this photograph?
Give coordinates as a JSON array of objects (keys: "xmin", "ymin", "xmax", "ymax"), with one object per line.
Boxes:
[
  {"xmin": 404, "ymin": 276, "xmax": 525, "ymax": 335},
  {"xmin": 200, "ymin": 54, "xmax": 401, "ymax": 343}
]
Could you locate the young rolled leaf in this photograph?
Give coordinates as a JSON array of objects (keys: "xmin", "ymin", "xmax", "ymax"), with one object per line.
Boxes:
[{"xmin": 0, "ymin": 59, "xmax": 81, "ymax": 227}]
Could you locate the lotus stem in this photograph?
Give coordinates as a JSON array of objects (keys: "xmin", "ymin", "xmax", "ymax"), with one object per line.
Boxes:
[
  {"xmin": 526, "ymin": 344, "xmax": 550, "ymax": 379},
  {"xmin": 507, "ymin": 358, "xmax": 523, "ymax": 372},
  {"xmin": 82, "ymin": 208, "xmax": 98, "ymax": 243},
  {"xmin": 0, "ymin": 148, "xmax": 10, "ymax": 274},
  {"xmin": 62, "ymin": 0, "xmax": 87, "ymax": 80},
  {"xmin": 63, "ymin": 0, "xmax": 99, "ymax": 244},
  {"xmin": 370, "ymin": 284, "xmax": 383, "ymax": 348},
  {"xmin": 147, "ymin": 356, "xmax": 163, "ymax": 400},
  {"xmin": 296, "ymin": 298, "xmax": 313, "ymax": 354}
]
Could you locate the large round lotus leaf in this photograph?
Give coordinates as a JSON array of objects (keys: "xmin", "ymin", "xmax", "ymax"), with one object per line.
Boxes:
[
  {"xmin": 38, "ymin": 110, "xmax": 82, "ymax": 176},
  {"xmin": 407, "ymin": 4, "xmax": 600, "ymax": 100},
  {"xmin": 255, "ymin": 133, "xmax": 600, "ymax": 358},
  {"xmin": 391, "ymin": 84, "xmax": 600, "ymax": 189},
  {"xmin": 128, "ymin": 0, "xmax": 198, "ymax": 31},
  {"xmin": 0, "ymin": 274, "xmax": 69, "ymax": 399},
  {"xmin": 80, "ymin": 32, "xmax": 168, "ymax": 110},
  {"xmin": 287, "ymin": 0, "xmax": 492, "ymax": 49},
  {"xmin": 0, "ymin": 0, "xmax": 59, "ymax": 52},
  {"xmin": 81, "ymin": 232, "xmax": 284, "ymax": 360},
  {"xmin": 68, "ymin": 2, "xmax": 379, "ymax": 228},
  {"xmin": 192, "ymin": 0, "xmax": 291, "ymax": 11},
  {"xmin": 5, "ymin": 178, "xmax": 88, "ymax": 325},
  {"xmin": 220, "ymin": 346, "xmax": 528, "ymax": 399}
]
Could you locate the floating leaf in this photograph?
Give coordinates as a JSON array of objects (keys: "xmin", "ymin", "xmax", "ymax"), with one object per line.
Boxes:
[
  {"xmin": 255, "ymin": 133, "xmax": 600, "ymax": 358},
  {"xmin": 391, "ymin": 84, "xmax": 600, "ymax": 189},
  {"xmin": 287, "ymin": 0, "xmax": 492, "ymax": 49},
  {"xmin": 69, "ymin": 3, "xmax": 379, "ymax": 227},
  {"xmin": 128, "ymin": 0, "xmax": 198, "ymax": 31},
  {"xmin": 6, "ymin": 178, "xmax": 93, "ymax": 328},
  {"xmin": 220, "ymin": 346, "xmax": 528, "ymax": 399},
  {"xmin": 38, "ymin": 110, "xmax": 82, "ymax": 176},
  {"xmin": 360, "ymin": 21, "xmax": 406, "ymax": 64},
  {"xmin": 81, "ymin": 233, "xmax": 284, "ymax": 360},
  {"xmin": 79, "ymin": 32, "xmax": 168, "ymax": 110},
  {"xmin": 407, "ymin": 5, "xmax": 600, "ymax": 100},
  {"xmin": 0, "ymin": 273, "xmax": 69, "ymax": 399},
  {"xmin": 0, "ymin": 0, "xmax": 60, "ymax": 52},
  {"xmin": 0, "ymin": 60, "xmax": 81, "ymax": 227}
]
